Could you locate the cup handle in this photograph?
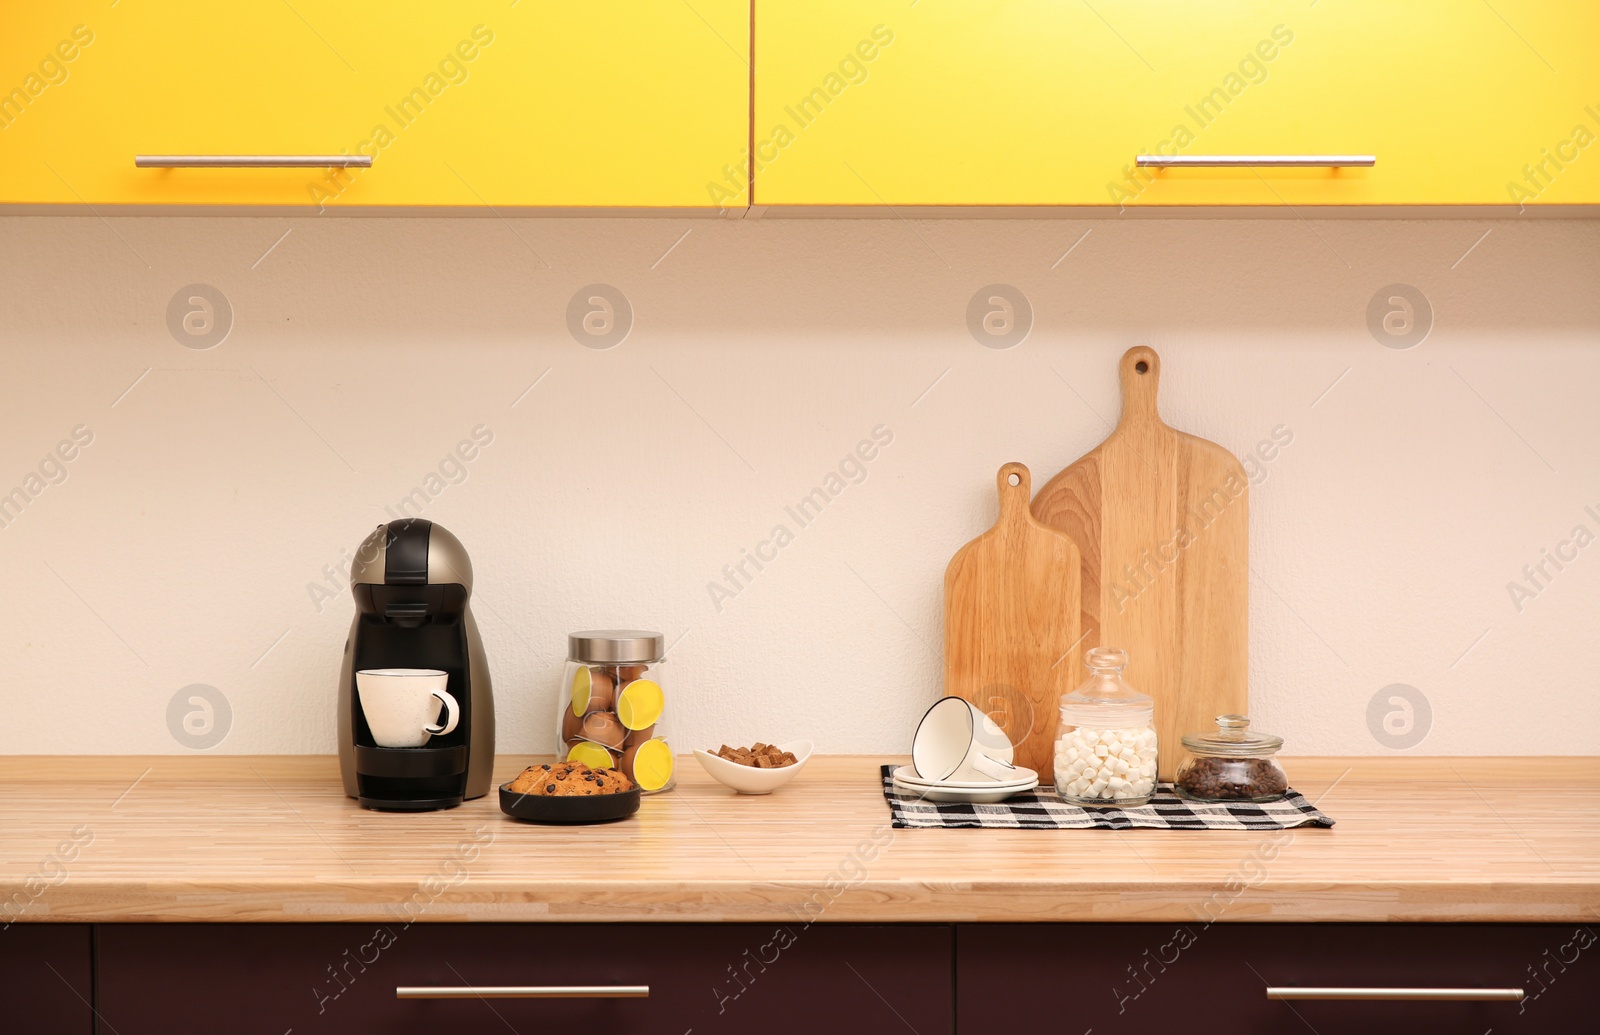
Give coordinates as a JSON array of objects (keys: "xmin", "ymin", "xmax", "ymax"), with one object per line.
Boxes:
[
  {"xmin": 424, "ymin": 690, "xmax": 459, "ymax": 736},
  {"xmin": 970, "ymin": 754, "xmax": 1017, "ymax": 781}
]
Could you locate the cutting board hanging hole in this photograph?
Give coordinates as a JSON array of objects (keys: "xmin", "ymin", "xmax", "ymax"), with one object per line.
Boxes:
[
  {"xmin": 996, "ymin": 462, "xmax": 1032, "ymax": 520},
  {"xmin": 1120, "ymin": 346, "xmax": 1163, "ymax": 426}
]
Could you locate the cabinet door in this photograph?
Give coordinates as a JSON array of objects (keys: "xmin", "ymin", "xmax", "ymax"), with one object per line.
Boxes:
[
  {"xmin": 97, "ymin": 923, "xmax": 951, "ymax": 1034},
  {"xmin": 754, "ymin": 1, "xmax": 1600, "ymax": 206},
  {"xmin": 0, "ymin": 2, "xmax": 749, "ymax": 208},
  {"xmin": 388, "ymin": 1, "xmax": 751, "ymax": 210},
  {"xmin": 0, "ymin": 924, "xmax": 93, "ymax": 1034},
  {"xmin": 1, "ymin": 2, "xmax": 369, "ymax": 207},
  {"xmin": 958, "ymin": 923, "xmax": 1598, "ymax": 1034}
]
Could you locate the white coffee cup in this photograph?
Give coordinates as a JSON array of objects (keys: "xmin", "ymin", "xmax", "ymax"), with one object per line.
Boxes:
[
  {"xmin": 912, "ymin": 696, "xmax": 1017, "ymax": 782},
  {"xmin": 356, "ymin": 668, "xmax": 459, "ymax": 748}
]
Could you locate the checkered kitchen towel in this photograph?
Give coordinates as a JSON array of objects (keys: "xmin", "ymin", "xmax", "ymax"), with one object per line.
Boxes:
[{"xmin": 880, "ymin": 766, "xmax": 1334, "ymax": 830}]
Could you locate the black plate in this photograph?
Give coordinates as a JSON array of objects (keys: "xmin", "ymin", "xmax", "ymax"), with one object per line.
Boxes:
[{"xmin": 498, "ymin": 782, "xmax": 641, "ymax": 824}]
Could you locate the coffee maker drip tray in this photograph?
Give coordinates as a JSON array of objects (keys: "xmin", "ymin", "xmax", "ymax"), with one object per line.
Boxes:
[
  {"xmin": 355, "ymin": 745, "xmax": 470, "ymax": 811},
  {"xmin": 355, "ymin": 745, "xmax": 468, "ymax": 778}
]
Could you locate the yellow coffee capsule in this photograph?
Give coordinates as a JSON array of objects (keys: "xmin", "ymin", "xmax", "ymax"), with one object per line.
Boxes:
[
  {"xmin": 565, "ymin": 741, "xmax": 616, "ymax": 770},
  {"xmin": 615, "ymin": 679, "xmax": 664, "ymax": 731},
  {"xmin": 622, "ymin": 737, "xmax": 673, "ymax": 792}
]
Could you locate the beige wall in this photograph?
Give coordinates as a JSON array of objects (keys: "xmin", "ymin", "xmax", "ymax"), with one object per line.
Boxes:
[{"xmin": 1, "ymin": 214, "xmax": 1597, "ymax": 757}]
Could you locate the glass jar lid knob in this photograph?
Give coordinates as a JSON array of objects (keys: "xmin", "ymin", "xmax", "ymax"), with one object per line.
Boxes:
[{"xmin": 1085, "ymin": 646, "xmax": 1128, "ymax": 672}]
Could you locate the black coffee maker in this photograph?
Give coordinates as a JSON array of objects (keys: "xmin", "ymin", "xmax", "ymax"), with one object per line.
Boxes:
[{"xmin": 338, "ymin": 519, "xmax": 495, "ymax": 810}]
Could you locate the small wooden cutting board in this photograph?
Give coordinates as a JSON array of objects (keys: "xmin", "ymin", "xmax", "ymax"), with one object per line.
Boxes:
[
  {"xmin": 1031, "ymin": 347, "xmax": 1248, "ymax": 780},
  {"xmin": 944, "ymin": 462, "xmax": 1083, "ymax": 774}
]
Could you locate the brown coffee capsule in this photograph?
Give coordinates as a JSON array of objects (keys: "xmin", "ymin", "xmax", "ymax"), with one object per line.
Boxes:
[
  {"xmin": 570, "ymin": 666, "xmax": 616, "ymax": 715},
  {"xmin": 561, "ymin": 707, "xmax": 584, "ymax": 743},
  {"xmin": 580, "ymin": 710, "xmax": 626, "ymax": 749}
]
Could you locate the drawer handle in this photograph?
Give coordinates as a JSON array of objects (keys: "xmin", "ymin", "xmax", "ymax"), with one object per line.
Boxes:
[
  {"xmin": 1135, "ymin": 155, "xmax": 1375, "ymax": 167},
  {"xmin": 135, "ymin": 155, "xmax": 373, "ymax": 168},
  {"xmin": 396, "ymin": 985, "xmax": 649, "ymax": 1000},
  {"xmin": 1267, "ymin": 987, "xmax": 1524, "ymax": 1002}
]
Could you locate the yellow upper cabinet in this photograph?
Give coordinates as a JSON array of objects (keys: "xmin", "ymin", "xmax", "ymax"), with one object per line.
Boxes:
[
  {"xmin": 753, "ymin": 1, "xmax": 1600, "ymax": 207},
  {"xmin": 0, "ymin": 1, "xmax": 749, "ymax": 208}
]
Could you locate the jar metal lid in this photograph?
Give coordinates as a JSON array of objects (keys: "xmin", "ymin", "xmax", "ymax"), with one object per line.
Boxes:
[
  {"xmin": 1180, "ymin": 714, "xmax": 1283, "ymax": 757},
  {"xmin": 568, "ymin": 630, "xmax": 665, "ymax": 664}
]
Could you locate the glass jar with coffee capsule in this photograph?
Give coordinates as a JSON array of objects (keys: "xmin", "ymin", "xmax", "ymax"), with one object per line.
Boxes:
[
  {"xmin": 558, "ymin": 630, "xmax": 673, "ymax": 792},
  {"xmin": 1174, "ymin": 715, "xmax": 1288, "ymax": 803}
]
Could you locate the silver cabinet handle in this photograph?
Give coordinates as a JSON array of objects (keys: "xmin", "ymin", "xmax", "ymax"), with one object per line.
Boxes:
[
  {"xmin": 1267, "ymin": 987, "xmax": 1524, "ymax": 1002},
  {"xmin": 135, "ymin": 155, "xmax": 372, "ymax": 168},
  {"xmin": 396, "ymin": 985, "xmax": 649, "ymax": 1000},
  {"xmin": 1135, "ymin": 155, "xmax": 1374, "ymax": 167}
]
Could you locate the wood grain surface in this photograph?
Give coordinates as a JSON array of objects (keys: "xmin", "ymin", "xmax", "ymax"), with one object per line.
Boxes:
[
  {"xmin": 944, "ymin": 462, "xmax": 1083, "ymax": 773},
  {"xmin": 1033, "ymin": 346, "xmax": 1249, "ymax": 779},
  {"xmin": 0, "ymin": 755, "xmax": 1596, "ymax": 924}
]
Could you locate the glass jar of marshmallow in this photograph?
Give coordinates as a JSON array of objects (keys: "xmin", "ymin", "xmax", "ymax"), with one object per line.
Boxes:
[{"xmin": 1053, "ymin": 647, "xmax": 1157, "ymax": 806}]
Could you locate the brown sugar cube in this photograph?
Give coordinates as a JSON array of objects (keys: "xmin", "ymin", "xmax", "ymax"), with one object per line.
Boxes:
[{"xmin": 711, "ymin": 742, "xmax": 801, "ymax": 768}]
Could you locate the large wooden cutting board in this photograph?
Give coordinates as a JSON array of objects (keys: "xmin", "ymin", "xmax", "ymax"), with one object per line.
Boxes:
[
  {"xmin": 1031, "ymin": 347, "xmax": 1248, "ymax": 780},
  {"xmin": 944, "ymin": 462, "xmax": 1082, "ymax": 775}
]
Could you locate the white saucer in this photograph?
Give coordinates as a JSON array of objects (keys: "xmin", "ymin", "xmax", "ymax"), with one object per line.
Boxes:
[
  {"xmin": 892, "ymin": 775, "xmax": 1039, "ymax": 804},
  {"xmin": 891, "ymin": 764, "xmax": 1038, "ymax": 790}
]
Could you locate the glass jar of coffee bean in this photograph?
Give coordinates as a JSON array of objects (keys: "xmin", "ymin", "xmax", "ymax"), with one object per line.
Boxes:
[{"xmin": 1174, "ymin": 715, "xmax": 1289, "ymax": 803}]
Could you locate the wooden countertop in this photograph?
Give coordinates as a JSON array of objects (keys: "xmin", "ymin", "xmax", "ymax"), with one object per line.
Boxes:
[{"xmin": 1, "ymin": 756, "xmax": 1595, "ymax": 924}]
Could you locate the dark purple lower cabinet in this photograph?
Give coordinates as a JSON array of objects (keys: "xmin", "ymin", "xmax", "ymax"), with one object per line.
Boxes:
[
  {"xmin": 80, "ymin": 920, "xmax": 1600, "ymax": 1032},
  {"xmin": 96, "ymin": 923, "xmax": 952, "ymax": 1035},
  {"xmin": 0, "ymin": 924, "xmax": 93, "ymax": 1034},
  {"xmin": 958, "ymin": 923, "xmax": 1598, "ymax": 1035}
]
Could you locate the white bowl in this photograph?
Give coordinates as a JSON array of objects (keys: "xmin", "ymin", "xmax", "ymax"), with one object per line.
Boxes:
[{"xmin": 692, "ymin": 740, "xmax": 813, "ymax": 795}]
